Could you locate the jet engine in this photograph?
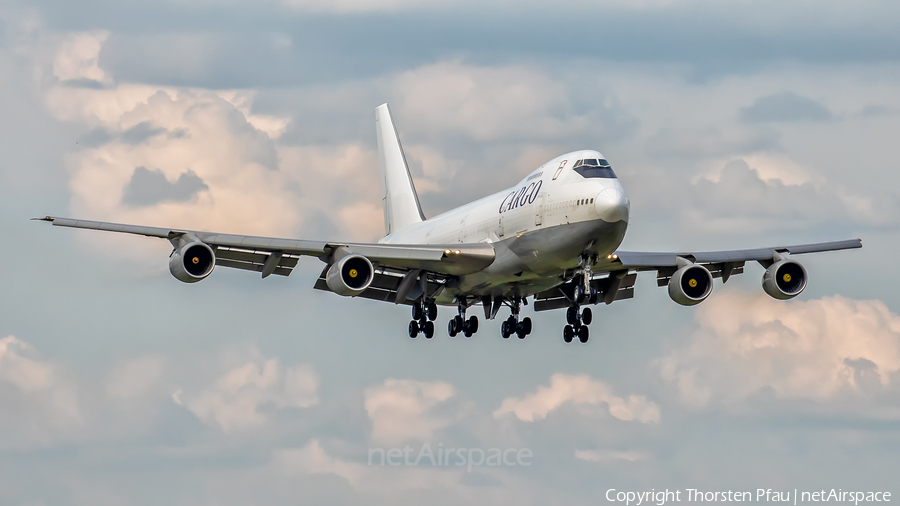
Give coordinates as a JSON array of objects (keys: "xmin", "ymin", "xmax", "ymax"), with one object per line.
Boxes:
[
  {"xmin": 668, "ymin": 263, "xmax": 713, "ymax": 306},
  {"xmin": 169, "ymin": 241, "xmax": 216, "ymax": 283},
  {"xmin": 325, "ymin": 254, "xmax": 374, "ymax": 296},
  {"xmin": 762, "ymin": 259, "xmax": 807, "ymax": 299}
]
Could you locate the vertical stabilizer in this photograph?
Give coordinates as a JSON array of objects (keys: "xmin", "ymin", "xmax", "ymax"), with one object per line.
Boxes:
[{"xmin": 376, "ymin": 104, "xmax": 425, "ymax": 236}]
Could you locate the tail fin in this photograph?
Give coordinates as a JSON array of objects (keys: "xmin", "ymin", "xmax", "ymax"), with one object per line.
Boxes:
[{"xmin": 376, "ymin": 104, "xmax": 425, "ymax": 236}]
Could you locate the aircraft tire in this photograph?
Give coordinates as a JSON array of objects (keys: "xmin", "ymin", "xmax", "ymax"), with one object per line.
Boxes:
[
  {"xmin": 563, "ymin": 325, "xmax": 574, "ymax": 343},
  {"xmin": 574, "ymin": 285, "xmax": 585, "ymax": 304},
  {"xmin": 409, "ymin": 320, "xmax": 419, "ymax": 338},
  {"xmin": 412, "ymin": 304, "xmax": 423, "ymax": 321},
  {"xmin": 467, "ymin": 316, "xmax": 478, "ymax": 334},
  {"xmin": 423, "ymin": 321, "xmax": 435, "ymax": 339},
  {"xmin": 566, "ymin": 307, "xmax": 578, "ymax": 325},
  {"xmin": 448, "ymin": 319, "xmax": 457, "ymax": 337},
  {"xmin": 501, "ymin": 321, "xmax": 510, "ymax": 339},
  {"xmin": 427, "ymin": 302, "xmax": 437, "ymax": 321},
  {"xmin": 582, "ymin": 308, "xmax": 592, "ymax": 326},
  {"xmin": 522, "ymin": 317, "xmax": 532, "ymax": 335},
  {"xmin": 578, "ymin": 326, "xmax": 589, "ymax": 343}
]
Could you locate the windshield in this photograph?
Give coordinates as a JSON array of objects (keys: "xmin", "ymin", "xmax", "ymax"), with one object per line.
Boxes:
[{"xmin": 573, "ymin": 158, "xmax": 616, "ymax": 179}]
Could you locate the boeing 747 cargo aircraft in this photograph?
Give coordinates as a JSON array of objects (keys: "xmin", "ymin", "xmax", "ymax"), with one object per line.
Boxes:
[{"xmin": 36, "ymin": 104, "xmax": 861, "ymax": 343}]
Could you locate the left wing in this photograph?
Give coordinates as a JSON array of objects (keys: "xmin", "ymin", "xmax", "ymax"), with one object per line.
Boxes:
[
  {"xmin": 35, "ymin": 216, "xmax": 495, "ymax": 278},
  {"xmin": 533, "ymin": 239, "xmax": 862, "ymax": 311},
  {"xmin": 612, "ymin": 238, "xmax": 861, "ymax": 284}
]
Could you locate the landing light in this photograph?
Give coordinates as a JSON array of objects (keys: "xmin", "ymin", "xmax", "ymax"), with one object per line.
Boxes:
[
  {"xmin": 455, "ymin": 250, "xmax": 461, "ymax": 255},
  {"xmin": 445, "ymin": 249, "xmax": 451, "ymax": 255}
]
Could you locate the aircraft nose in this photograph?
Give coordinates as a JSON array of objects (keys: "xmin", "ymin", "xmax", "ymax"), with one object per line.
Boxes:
[{"xmin": 595, "ymin": 187, "xmax": 630, "ymax": 223}]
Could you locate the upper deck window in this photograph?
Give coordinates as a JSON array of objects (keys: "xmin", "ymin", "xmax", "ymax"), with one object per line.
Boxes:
[{"xmin": 573, "ymin": 158, "xmax": 616, "ymax": 179}]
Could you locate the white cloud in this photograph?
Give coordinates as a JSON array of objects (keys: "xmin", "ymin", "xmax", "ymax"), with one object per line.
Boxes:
[
  {"xmin": 176, "ymin": 350, "xmax": 319, "ymax": 432},
  {"xmin": 392, "ymin": 62, "xmax": 573, "ymax": 143},
  {"xmin": 657, "ymin": 291, "xmax": 900, "ymax": 407},
  {"xmin": 364, "ymin": 379, "xmax": 459, "ymax": 445},
  {"xmin": 0, "ymin": 336, "xmax": 55, "ymax": 392},
  {"xmin": 0, "ymin": 336, "xmax": 82, "ymax": 444},
  {"xmin": 493, "ymin": 374, "xmax": 660, "ymax": 424},
  {"xmin": 275, "ymin": 439, "xmax": 366, "ymax": 486},
  {"xmin": 52, "ymin": 31, "xmax": 111, "ymax": 84}
]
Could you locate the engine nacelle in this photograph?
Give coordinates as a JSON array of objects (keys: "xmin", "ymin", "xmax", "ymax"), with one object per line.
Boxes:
[
  {"xmin": 169, "ymin": 241, "xmax": 216, "ymax": 283},
  {"xmin": 325, "ymin": 254, "xmax": 374, "ymax": 296},
  {"xmin": 762, "ymin": 259, "xmax": 807, "ymax": 299},
  {"xmin": 668, "ymin": 264, "xmax": 713, "ymax": 306}
]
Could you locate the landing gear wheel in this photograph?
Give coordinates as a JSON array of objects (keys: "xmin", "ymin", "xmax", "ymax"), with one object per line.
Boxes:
[
  {"xmin": 516, "ymin": 323, "xmax": 527, "ymax": 339},
  {"xmin": 563, "ymin": 325, "xmax": 574, "ymax": 343},
  {"xmin": 581, "ymin": 308, "xmax": 593, "ymax": 326},
  {"xmin": 521, "ymin": 317, "xmax": 532, "ymax": 335},
  {"xmin": 467, "ymin": 316, "xmax": 478, "ymax": 334},
  {"xmin": 566, "ymin": 306, "xmax": 578, "ymax": 325},
  {"xmin": 578, "ymin": 325, "xmax": 589, "ymax": 343},
  {"xmin": 412, "ymin": 304, "xmax": 423, "ymax": 321},
  {"xmin": 501, "ymin": 321, "xmax": 510, "ymax": 339},
  {"xmin": 409, "ymin": 320, "xmax": 419, "ymax": 338},
  {"xmin": 427, "ymin": 302, "xmax": 437, "ymax": 321},
  {"xmin": 423, "ymin": 320, "xmax": 435, "ymax": 339},
  {"xmin": 448, "ymin": 319, "xmax": 458, "ymax": 337},
  {"xmin": 573, "ymin": 284, "xmax": 585, "ymax": 304}
]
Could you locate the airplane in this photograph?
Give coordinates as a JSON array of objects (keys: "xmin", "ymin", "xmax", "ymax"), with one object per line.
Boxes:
[{"xmin": 36, "ymin": 104, "xmax": 862, "ymax": 344}]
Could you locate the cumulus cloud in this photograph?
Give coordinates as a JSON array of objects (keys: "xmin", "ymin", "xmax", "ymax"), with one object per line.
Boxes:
[
  {"xmin": 121, "ymin": 166, "xmax": 208, "ymax": 207},
  {"xmin": 364, "ymin": 379, "xmax": 461, "ymax": 445},
  {"xmin": 741, "ymin": 91, "xmax": 833, "ymax": 123},
  {"xmin": 275, "ymin": 439, "xmax": 366, "ymax": 486},
  {"xmin": 0, "ymin": 336, "xmax": 82, "ymax": 445},
  {"xmin": 656, "ymin": 291, "xmax": 900, "ymax": 408},
  {"xmin": 175, "ymin": 352, "xmax": 319, "ymax": 432},
  {"xmin": 52, "ymin": 31, "xmax": 111, "ymax": 86},
  {"xmin": 635, "ymin": 158, "xmax": 900, "ymax": 236},
  {"xmin": 493, "ymin": 374, "xmax": 660, "ymax": 423}
]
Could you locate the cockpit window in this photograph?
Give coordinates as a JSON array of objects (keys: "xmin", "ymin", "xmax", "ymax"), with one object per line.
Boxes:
[{"xmin": 573, "ymin": 158, "xmax": 616, "ymax": 179}]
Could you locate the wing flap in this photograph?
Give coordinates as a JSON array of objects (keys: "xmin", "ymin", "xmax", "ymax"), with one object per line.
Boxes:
[
  {"xmin": 313, "ymin": 267, "xmax": 441, "ymax": 305},
  {"xmin": 534, "ymin": 273, "xmax": 637, "ymax": 312}
]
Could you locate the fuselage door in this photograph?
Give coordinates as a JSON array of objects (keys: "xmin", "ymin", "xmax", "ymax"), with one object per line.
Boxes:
[{"xmin": 535, "ymin": 191, "xmax": 545, "ymax": 226}]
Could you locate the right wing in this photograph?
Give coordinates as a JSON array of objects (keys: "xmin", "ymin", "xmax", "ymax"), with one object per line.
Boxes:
[{"xmin": 35, "ymin": 216, "xmax": 495, "ymax": 279}]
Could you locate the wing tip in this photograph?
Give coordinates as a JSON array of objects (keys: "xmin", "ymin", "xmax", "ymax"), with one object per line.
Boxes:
[{"xmin": 32, "ymin": 216, "xmax": 54, "ymax": 222}]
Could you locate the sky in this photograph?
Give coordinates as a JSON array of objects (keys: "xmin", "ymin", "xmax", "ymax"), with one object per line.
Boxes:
[{"xmin": 1, "ymin": 0, "xmax": 899, "ymax": 504}]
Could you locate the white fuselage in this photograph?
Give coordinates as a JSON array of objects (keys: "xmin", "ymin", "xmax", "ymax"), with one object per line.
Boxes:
[{"xmin": 380, "ymin": 150, "xmax": 631, "ymax": 302}]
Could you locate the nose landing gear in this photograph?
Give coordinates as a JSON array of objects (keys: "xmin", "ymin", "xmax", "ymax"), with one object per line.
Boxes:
[{"xmin": 563, "ymin": 258, "xmax": 596, "ymax": 344}]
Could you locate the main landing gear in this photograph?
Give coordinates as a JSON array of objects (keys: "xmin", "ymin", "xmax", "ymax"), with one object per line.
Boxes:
[
  {"xmin": 408, "ymin": 300, "xmax": 437, "ymax": 339},
  {"xmin": 447, "ymin": 302, "xmax": 478, "ymax": 338},
  {"xmin": 563, "ymin": 305, "xmax": 591, "ymax": 344},
  {"xmin": 500, "ymin": 297, "xmax": 533, "ymax": 340}
]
